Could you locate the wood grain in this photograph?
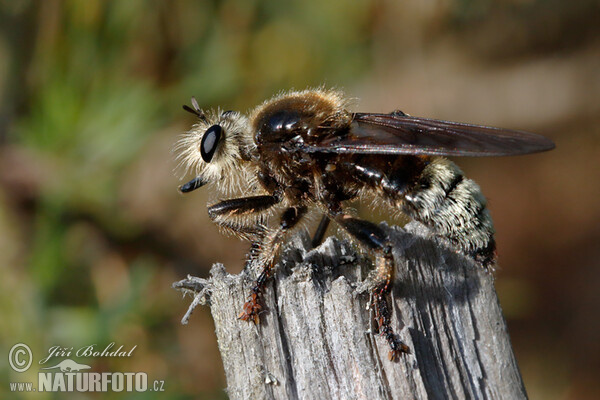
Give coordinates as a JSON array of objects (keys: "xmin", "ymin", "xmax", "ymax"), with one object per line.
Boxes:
[{"xmin": 174, "ymin": 222, "xmax": 527, "ymax": 400}]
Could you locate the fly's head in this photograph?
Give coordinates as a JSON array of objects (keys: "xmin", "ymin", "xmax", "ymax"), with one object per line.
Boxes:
[{"xmin": 176, "ymin": 98, "xmax": 256, "ymax": 195}]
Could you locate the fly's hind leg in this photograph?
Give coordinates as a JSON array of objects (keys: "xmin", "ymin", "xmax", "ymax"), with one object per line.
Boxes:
[
  {"xmin": 311, "ymin": 215, "xmax": 331, "ymax": 248},
  {"xmin": 334, "ymin": 214, "xmax": 410, "ymax": 361},
  {"xmin": 239, "ymin": 206, "xmax": 307, "ymax": 324}
]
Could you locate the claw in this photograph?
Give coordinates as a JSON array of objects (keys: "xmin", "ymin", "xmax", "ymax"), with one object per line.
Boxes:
[
  {"xmin": 388, "ymin": 341, "xmax": 411, "ymax": 361},
  {"xmin": 238, "ymin": 293, "xmax": 263, "ymax": 323}
]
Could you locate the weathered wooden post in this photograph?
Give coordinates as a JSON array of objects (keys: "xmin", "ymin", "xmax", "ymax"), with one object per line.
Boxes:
[{"xmin": 174, "ymin": 222, "xmax": 527, "ymax": 400}]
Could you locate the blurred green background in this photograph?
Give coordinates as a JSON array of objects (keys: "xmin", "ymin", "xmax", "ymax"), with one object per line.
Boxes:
[{"xmin": 1, "ymin": 0, "xmax": 599, "ymax": 398}]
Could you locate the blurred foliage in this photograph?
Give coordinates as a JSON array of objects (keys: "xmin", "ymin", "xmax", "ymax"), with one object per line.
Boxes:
[{"xmin": 0, "ymin": 0, "xmax": 599, "ymax": 399}]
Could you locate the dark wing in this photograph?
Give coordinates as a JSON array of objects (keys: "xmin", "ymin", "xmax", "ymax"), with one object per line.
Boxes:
[{"xmin": 304, "ymin": 113, "xmax": 555, "ymax": 157}]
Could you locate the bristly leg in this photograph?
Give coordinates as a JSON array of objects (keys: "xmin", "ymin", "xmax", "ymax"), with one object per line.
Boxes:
[
  {"xmin": 238, "ymin": 265, "xmax": 269, "ymax": 324},
  {"xmin": 207, "ymin": 195, "xmax": 280, "ymax": 241},
  {"xmin": 204, "ymin": 195, "xmax": 286, "ymax": 322},
  {"xmin": 334, "ymin": 214, "xmax": 410, "ymax": 360},
  {"xmin": 372, "ymin": 250, "xmax": 410, "ymax": 361},
  {"xmin": 238, "ymin": 206, "xmax": 307, "ymax": 324}
]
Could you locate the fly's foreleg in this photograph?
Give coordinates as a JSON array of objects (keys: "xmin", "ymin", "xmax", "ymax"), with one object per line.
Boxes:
[
  {"xmin": 207, "ymin": 195, "xmax": 280, "ymax": 221},
  {"xmin": 334, "ymin": 214, "xmax": 410, "ymax": 360},
  {"xmin": 207, "ymin": 195, "xmax": 280, "ymax": 241},
  {"xmin": 239, "ymin": 206, "xmax": 307, "ymax": 324}
]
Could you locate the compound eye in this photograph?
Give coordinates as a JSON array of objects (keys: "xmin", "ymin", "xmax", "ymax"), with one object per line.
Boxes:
[{"xmin": 200, "ymin": 124, "xmax": 222, "ymax": 162}]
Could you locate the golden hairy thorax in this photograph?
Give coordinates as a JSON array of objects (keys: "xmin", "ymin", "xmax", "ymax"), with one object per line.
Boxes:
[{"xmin": 250, "ymin": 89, "xmax": 352, "ymax": 139}]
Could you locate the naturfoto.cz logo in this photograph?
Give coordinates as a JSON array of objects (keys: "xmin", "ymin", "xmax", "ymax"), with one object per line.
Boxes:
[{"xmin": 8, "ymin": 343, "xmax": 165, "ymax": 393}]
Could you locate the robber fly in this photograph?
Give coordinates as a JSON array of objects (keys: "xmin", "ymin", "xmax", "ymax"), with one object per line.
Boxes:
[{"xmin": 175, "ymin": 88, "xmax": 554, "ymax": 360}]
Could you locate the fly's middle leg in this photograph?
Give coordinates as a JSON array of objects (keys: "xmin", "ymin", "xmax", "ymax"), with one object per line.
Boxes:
[
  {"xmin": 334, "ymin": 214, "xmax": 410, "ymax": 360},
  {"xmin": 239, "ymin": 206, "xmax": 307, "ymax": 323}
]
